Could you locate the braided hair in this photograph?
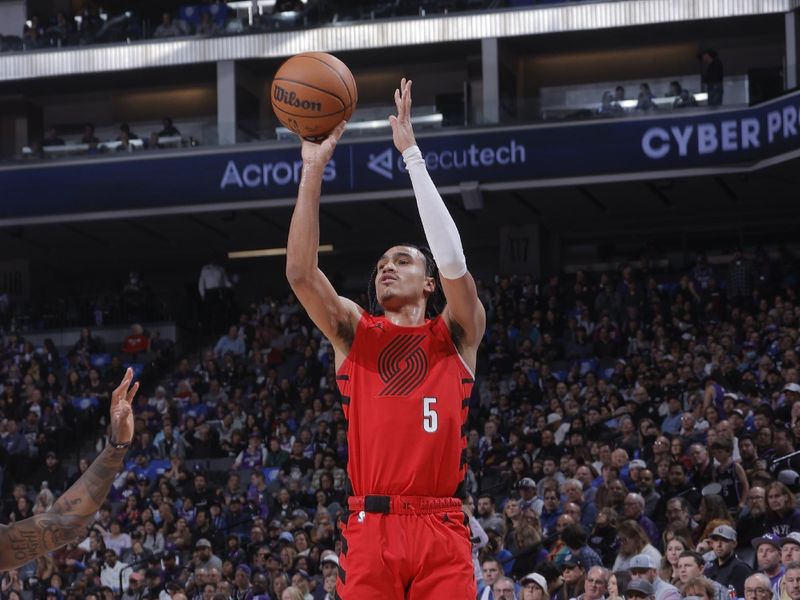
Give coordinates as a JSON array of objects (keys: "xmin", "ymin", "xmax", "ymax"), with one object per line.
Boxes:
[{"xmin": 366, "ymin": 243, "xmax": 445, "ymax": 318}]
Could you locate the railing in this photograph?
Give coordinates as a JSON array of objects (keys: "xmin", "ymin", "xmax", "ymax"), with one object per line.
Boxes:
[{"xmin": 11, "ymin": 81, "xmax": 750, "ymax": 164}]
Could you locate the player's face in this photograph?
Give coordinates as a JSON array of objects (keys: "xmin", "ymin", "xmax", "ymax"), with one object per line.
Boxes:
[{"xmin": 375, "ymin": 246, "xmax": 433, "ymax": 309}]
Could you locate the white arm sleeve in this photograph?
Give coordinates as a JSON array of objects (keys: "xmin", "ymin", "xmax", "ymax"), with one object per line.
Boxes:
[{"xmin": 402, "ymin": 145, "xmax": 467, "ymax": 280}]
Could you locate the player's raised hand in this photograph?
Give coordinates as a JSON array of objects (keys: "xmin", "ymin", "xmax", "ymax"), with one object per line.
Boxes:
[
  {"xmin": 389, "ymin": 78, "xmax": 417, "ymax": 154},
  {"xmin": 301, "ymin": 120, "xmax": 347, "ymax": 169},
  {"xmin": 110, "ymin": 368, "xmax": 139, "ymax": 444}
]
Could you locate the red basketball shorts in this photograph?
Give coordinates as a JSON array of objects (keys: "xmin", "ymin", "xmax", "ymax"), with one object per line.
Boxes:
[{"xmin": 335, "ymin": 495, "xmax": 476, "ymax": 599}]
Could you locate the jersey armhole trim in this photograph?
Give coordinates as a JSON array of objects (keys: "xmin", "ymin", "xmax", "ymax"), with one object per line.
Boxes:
[{"xmin": 455, "ymin": 351, "xmax": 475, "ymax": 379}]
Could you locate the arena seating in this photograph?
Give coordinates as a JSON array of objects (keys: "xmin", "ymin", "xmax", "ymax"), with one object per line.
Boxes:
[{"xmin": 0, "ymin": 247, "xmax": 796, "ymax": 599}]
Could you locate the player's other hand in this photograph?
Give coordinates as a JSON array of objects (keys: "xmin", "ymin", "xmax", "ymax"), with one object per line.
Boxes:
[
  {"xmin": 110, "ymin": 367, "xmax": 139, "ymax": 444},
  {"xmin": 389, "ymin": 78, "xmax": 417, "ymax": 154},
  {"xmin": 301, "ymin": 121, "xmax": 346, "ymax": 170}
]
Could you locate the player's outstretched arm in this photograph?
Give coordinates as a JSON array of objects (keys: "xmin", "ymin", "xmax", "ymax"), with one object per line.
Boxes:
[
  {"xmin": 286, "ymin": 122, "xmax": 362, "ymax": 356},
  {"xmin": 389, "ymin": 79, "xmax": 486, "ymax": 366},
  {"xmin": 0, "ymin": 369, "xmax": 139, "ymax": 570}
]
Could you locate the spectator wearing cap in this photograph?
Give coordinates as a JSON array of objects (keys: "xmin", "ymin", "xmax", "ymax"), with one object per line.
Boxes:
[
  {"xmin": 225, "ymin": 496, "xmax": 250, "ymax": 537},
  {"xmin": 519, "ymin": 573, "xmax": 546, "ymax": 600},
  {"xmin": 754, "ymin": 534, "xmax": 785, "ymax": 590},
  {"xmin": 629, "ymin": 553, "xmax": 680, "ymax": 600},
  {"xmin": 232, "ymin": 564, "xmax": 252, "ymax": 600},
  {"xmin": 193, "ymin": 538, "xmax": 222, "ymax": 572},
  {"xmin": 781, "ymin": 383, "xmax": 800, "ymax": 416},
  {"xmin": 518, "ymin": 478, "xmax": 543, "ymax": 515},
  {"xmin": 705, "ymin": 525, "xmax": 753, "ymax": 596},
  {"xmin": 626, "ymin": 580, "xmax": 655, "ymax": 600},
  {"xmin": 766, "ymin": 482, "xmax": 800, "ymax": 537},
  {"xmin": 313, "ymin": 553, "xmax": 339, "ymax": 600},
  {"xmin": 557, "ymin": 552, "xmax": 585, "ymax": 599},
  {"xmin": 782, "ymin": 534, "xmax": 800, "ymax": 568}
]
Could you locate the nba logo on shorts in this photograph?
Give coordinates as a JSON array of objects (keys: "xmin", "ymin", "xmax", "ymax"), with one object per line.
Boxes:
[{"xmin": 357, "ymin": 510, "xmax": 366, "ymax": 523}]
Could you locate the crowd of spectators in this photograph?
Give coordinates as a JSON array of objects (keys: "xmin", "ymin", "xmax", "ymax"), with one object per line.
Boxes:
[
  {"xmin": 596, "ymin": 50, "xmax": 723, "ymax": 118},
  {"xmin": 26, "ymin": 119, "xmax": 190, "ymax": 159},
  {"xmin": 0, "ymin": 0, "xmax": 629, "ymax": 54},
  {"xmin": 1, "ymin": 272, "xmax": 167, "ymax": 332},
  {"xmin": 1, "ymin": 245, "xmax": 800, "ymax": 600}
]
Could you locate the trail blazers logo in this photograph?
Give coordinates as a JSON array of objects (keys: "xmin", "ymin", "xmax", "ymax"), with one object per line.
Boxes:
[{"xmin": 377, "ymin": 334, "xmax": 428, "ymax": 396}]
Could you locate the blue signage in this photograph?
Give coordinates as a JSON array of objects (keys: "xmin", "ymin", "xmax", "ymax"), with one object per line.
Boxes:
[{"xmin": 2, "ymin": 89, "xmax": 800, "ymax": 223}]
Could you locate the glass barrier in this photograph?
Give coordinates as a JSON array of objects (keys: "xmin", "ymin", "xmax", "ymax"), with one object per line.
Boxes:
[{"xmin": 8, "ymin": 78, "xmax": 754, "ymax": 165}]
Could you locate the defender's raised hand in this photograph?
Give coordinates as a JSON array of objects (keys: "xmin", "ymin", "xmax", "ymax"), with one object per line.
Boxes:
[
  {"xmin": 389, "ymin": 78, "xmax": 417, "ymax": 154},
  {"xmin": 110, "ymin": 367, "xmax": 139, "ymax": 445}
]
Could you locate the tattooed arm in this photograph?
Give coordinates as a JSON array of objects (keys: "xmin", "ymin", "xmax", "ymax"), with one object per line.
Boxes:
[{"xmin": 0, "ymin": 368, "xmax": 139, "ymax": 571}]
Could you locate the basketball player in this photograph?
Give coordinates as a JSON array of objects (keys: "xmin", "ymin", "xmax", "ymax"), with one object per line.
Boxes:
[
  {"xmin": 0, "ymin": 368, "xmax": 139, "ymax": 569},
  {"xmin": 286, "ymin": 78, "xmax": 485, "ymax": 598}
]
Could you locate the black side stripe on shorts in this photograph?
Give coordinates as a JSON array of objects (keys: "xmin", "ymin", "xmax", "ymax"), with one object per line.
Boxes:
[
  {"xmin": 453, "ymin": 478, "xmax": 467, "ymax": 499},
  {"xmin": 341, "ymin": 535, "xmax": 348, "ymax": 555},
  {"xmin": 462, "ymin": 397, "xmax": 470, "ymax": 409},
  {"xmin": 462, "ymin": 377, "xmax": 474, "ymax": 384},
  {"xmin": 336, "ymin": 375, "xmax": 349, "ymax": 381},
  {"xmin": 341, "ymin": 395, "xmax": 350, "ymax": 405},
  {"xmin": 338, "ymin": 565, "xmax": 347, "ymax": 584}
]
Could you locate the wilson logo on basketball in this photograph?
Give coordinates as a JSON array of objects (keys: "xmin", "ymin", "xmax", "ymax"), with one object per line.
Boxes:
[
  {"xmin": 273, "ymin": 86, "xmax": 322, "ymax": 112},
  {"xmin": 377, "ymin": 334, "xmax": 428, "ymax": 396}
]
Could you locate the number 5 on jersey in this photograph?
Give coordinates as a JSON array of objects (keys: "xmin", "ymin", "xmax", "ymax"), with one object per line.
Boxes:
[{"xmin": 423, "ymin": 397, "xmax": 438, "ymax": 433}]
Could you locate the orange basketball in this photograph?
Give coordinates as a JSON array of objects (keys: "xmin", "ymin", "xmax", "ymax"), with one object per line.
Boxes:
[{"xmin": 271, "ymin": 52, "xmax": 357, "ymax": 142}]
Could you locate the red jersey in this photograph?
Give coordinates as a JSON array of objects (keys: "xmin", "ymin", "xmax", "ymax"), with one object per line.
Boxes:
[{"xmin": 336, "ymin": 312, "xmax": 474, "ymax": 498}]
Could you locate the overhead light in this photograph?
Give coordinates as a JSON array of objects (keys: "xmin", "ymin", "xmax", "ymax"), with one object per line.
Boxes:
[{"xmin": 228, "ymin": 244, "xmax": 334, "ymax": 259}]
